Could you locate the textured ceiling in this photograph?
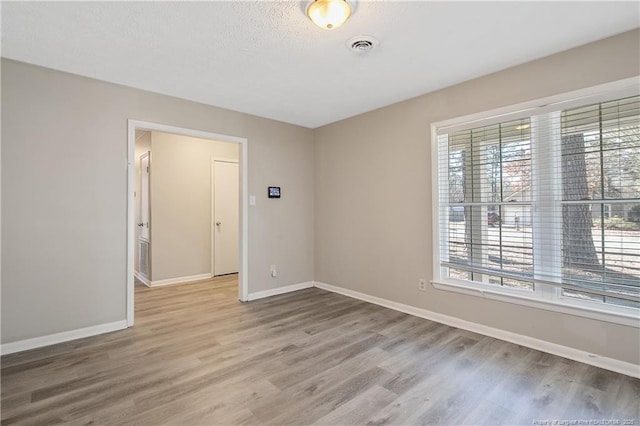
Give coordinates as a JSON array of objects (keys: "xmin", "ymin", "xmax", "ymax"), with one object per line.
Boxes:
[{"xmin": 2, "ymin": 1, "xmax": 639, "ymax": 128}]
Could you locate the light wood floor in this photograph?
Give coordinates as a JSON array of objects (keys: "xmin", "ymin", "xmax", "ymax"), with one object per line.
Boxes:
[{"xmin": 2, "ymin": 276, "xmax": 639, "ymax": 425}]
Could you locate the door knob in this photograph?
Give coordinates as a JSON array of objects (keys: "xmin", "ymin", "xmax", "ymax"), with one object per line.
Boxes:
[
  {"xmin": 137, "ymin": 223, "xmax": 144, "ymax": 227},
  {"xmin": 216, "ymin": 222, "xmax": 221, "ymax": 226}
]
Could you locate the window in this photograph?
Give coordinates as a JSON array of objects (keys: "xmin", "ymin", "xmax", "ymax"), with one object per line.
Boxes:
[
  {"xmin": 434, "ymin": 85, "xmax": 639, "ymax": 320},
  {"xmin": 443, "ymin": 119, "xmax": 534, "ymax": 291}
]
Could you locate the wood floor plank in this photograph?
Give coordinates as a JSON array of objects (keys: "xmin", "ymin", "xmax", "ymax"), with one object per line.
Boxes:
[
  {"xmin": 459, "ymin": 350, "xmax": 570, "ymax": 424},
  {"xmin": 2, "ymin": 276, "xmax": 638, "ymax": 425},
  {"xmin": 249, "ymin": 347, "xmax": 393, "ymax": 423},
  {"xmin": 314, "ymin": 385, "xmax": 398, "ymax": 425}
]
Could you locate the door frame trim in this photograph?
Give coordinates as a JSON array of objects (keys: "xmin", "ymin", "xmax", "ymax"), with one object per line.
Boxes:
[
  {"xmin": 127, "ymin": 120, "xmax": 249, "ymax": 327},
  {"xmin": 211, "ymin": 157, "xmax": 240, "ymax": 278}
]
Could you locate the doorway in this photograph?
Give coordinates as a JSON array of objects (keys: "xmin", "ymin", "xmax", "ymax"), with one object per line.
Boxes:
[
  {"xmin": 138, "ymin": 151, "xmax": 151, "ymax": 282},
  {"xmin": 127, "ymin": 120, "xmax": 249, "ymax": 327}
]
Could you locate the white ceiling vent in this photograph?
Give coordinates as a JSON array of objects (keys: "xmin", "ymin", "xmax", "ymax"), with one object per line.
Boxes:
[{"xmin": 347, "ymin": 36, "xmax": 378, "ymax": 54}]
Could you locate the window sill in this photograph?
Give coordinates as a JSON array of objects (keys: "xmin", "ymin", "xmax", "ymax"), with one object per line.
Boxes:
[{"xmin": 431, "ymin": 280, "xmax": 640, "ymax": 328}]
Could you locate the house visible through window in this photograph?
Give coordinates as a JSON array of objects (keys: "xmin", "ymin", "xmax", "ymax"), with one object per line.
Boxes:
[{"xmin": 435, "ymin": 92, "xmax": 639, "ymax": 314}]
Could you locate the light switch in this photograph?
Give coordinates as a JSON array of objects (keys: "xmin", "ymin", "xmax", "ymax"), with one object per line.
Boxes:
[{"xmin": 249, "ymin": 195, "xmax": 256, "ymax": 206}]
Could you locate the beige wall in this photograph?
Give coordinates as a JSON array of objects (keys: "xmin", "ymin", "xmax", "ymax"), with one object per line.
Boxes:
[
  {"xmin": 134, "ymin": 130, "xmax": 151, "ymax": 275},
  {"xmin": 314, "ymin": 29, "xmax": 640, "ymax": 365},
  {"xmin": 150, "ymin": 131, "xmax": 238, "ymax": 281},
  {"xmin": 1, "ymin": 59, "xmax": 315, "ymax": 343}
]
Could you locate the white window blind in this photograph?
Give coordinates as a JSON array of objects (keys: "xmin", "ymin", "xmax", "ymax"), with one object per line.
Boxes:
[{"xmin": 437, "ymin": 95, "xmax": 640, "ymax": 307}]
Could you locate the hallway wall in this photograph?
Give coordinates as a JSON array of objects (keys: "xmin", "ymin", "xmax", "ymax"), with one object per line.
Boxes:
[{"xmin": 150, "ymin": 131, "xmax": 238, "ymax": 282}]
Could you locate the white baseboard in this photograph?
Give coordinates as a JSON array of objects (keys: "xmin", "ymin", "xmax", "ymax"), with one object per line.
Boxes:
[
  {"xmin": 149, "ymin": 273, "xmax": 212, "ymax": 287},
  {"xmin": 247, "ymin": 281, "xmax": 314, "ymax": 301},
  {"xmin": 1, "ymin": 320, "xmax": 128, "ymax": 356},
  {"xmin": 314, "ymin": 281, "xmax": 640, "ymax": 379},
  {"xmin": 134, "ymin": 270, "xmax": 151, "ymax": 287}
]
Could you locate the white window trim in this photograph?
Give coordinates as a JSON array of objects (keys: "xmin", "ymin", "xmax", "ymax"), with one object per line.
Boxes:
[{"xmin": 430, "ymin": 76, "xmax": 640, "ymax": 328}]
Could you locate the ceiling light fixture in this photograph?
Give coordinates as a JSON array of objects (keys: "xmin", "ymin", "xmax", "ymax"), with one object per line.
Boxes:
[{"xmin": 307, "ymin": 0, "xmax": 352, "ymax": 30}]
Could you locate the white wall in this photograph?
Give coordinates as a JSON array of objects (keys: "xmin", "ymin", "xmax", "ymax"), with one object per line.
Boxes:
[
  {"xmin": 149, "ymin": 131, "xmax": 238, "ymax": 281},
  {"xmin": 1, "ymin": 59, "xmax": 315, "ymax": 344},
  {"xmin": 314, "ymin": 29, "xmax": 640, "ymax": 365}
]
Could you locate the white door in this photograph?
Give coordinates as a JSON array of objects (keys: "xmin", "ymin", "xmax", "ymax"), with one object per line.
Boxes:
[
  {"xmin": 139, "ymin": 152, "xmax": 151, "ymax": 278},
  {"xmin": 213, "ymin": 160, "xmax": 239, "ymax": 276}
]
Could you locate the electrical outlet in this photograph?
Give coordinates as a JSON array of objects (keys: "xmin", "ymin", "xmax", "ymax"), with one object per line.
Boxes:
[
  {"xmin": 418, "ymin": 279, "xmax": 427, "ymax": 291},
  {"xmin": 270, "ymin": 264, "xmax": 277, "ymax": 278}
]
